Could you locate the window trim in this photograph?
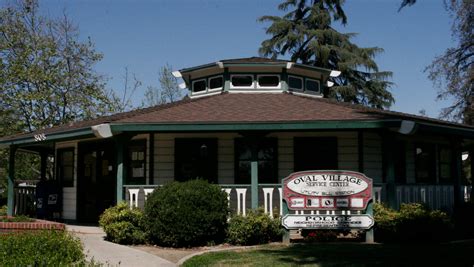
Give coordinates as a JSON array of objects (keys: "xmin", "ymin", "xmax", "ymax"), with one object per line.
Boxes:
[
  {"xmin": 192, "ymin": 78, "xmax": 207, "ymax": 94},
  {"xmin": 230, "ymin": 74, "xmax": 254, "ymax": 89},
  {"xmin": 414, "ymin": 143, "xmax": 437, "ymax": 184},
  {"xmin": 256, "ymin": 74, "xmax": 281, "ymax": 89},
  {"xmin": 288, "ymin": 75, "xmax": 304, "ymax": 91},
  {"xmin": 305, "ymin": 78, "xmax": 321, "ymax": 94},
  {"xmin": 56, "ymin": 147, "xmax": 75, "ymax": 188},
  {"xmin": 208, "ymin": 75, "xmax": 224, "ymax": 92}
]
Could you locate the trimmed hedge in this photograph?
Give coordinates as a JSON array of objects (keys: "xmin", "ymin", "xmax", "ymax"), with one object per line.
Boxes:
[
  {"xmin": 99, "ymin": 202, "xmax": 146, "ymax": 244},
  {"xmin": 374, "ymin": 203, "xmax": 453, "ymax": 243},
  {"xmin": 0, "ymin": 230, "xmax": 85, "ymax": 266},
  {"xmin": 226, "ymin": 208, "xmax": 283, "ymax": 245},
  {"xmin": 144, "ymin": 180, "xmax": 228, "ymax": 247}
]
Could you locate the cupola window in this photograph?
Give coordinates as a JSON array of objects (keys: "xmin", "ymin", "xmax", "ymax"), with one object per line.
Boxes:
[
  {"xmin": 257, "ymin": 75, "xmax": 280, "ymax": 88},
  {"xmin": 288, "ymin": 76, "xmax": 303, "ymax": 91},
  {"xmin": 208, "ymin": 76, "xmax": 223, "ymax": 91},
  {"xmin": 231, "ymin": 75, "xmax": 253, "ymax": 88},
  {"xmin": 305, "ymin": 78, "xmax": 320, "ymax": 93},
  {"xmin": 192, "ymin": 79, "xmax": 206, "ymax": 93}
]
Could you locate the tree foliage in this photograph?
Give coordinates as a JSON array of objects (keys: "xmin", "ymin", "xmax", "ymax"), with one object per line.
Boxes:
[
  {"xmin": 142, "ymin": 63, "xmax": 184, "ymax": 107},
  {"xmin": 400, "ymin": 0, "xmax": 473, "ymax": 124},
  {"xmin": 259, "ymin": 0, "xmax": 394, "ymax": 109},
  {"xmin": 0, "ymin": 0, "xmax": 119, "ymax": 133}
]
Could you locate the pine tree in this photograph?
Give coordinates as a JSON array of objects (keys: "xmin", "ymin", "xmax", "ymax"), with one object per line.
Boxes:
[{"xmin": 259, "ymin": 0, "xmax": 394, "ymax": 109}]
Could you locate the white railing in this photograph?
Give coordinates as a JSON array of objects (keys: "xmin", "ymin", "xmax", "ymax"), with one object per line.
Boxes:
[{"xmin": 124, "ymin": 184, "xmax": 472, "ymax": 215}]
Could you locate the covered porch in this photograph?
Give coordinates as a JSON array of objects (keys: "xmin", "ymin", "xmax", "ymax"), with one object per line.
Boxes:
[{"xmin": 2, "ymin": 93, "xmax": 474, "ymax": 221}]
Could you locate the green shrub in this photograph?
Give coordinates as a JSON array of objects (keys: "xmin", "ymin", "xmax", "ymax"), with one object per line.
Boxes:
[
  {"xmin": 0, "ymin": 215, "xmax": 35, "ymax": 222},
  {"xmin": 0, "ymin": 230, "xmax": 85, "ymax": 266},
  {"xmin": 144, "ymin": 180, "xmax": 228, "ymax": 247},
  {"xmin": 374, "ymin": 202, "xmax": 453, "ymax": 243},
  {"xmin": 99, "ymin": 201, "xmax": 146, "ymax": 244},
  {"xmin": 0, "ymin": 205, "xmax": 7, "ymax": 216},
  {"xmin": 226, "ymin": 208, "xmax": 284, "ymax": 245}
]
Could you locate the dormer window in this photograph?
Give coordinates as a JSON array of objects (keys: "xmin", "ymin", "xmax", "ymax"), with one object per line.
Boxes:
[
  {"xmin": 257, "ymin": 75, "xmax": 280, "ymax": 89},
  {"xmin": 305, "ymin": 78, "xmax": 320, "ymax": 94},
  {"xmin": 288, "ymin": 76, "xmax": 303, "ymax": 91},
  {"xmin": 231, "ymin": 75, "xmax": 253, "ymax": 88},
  {"xmin": 192, "ymin": 79, "xmax": 206, "ymax": 93},
  {"xmin": 208, "ymin": 76, "xmax": 223, "ymax": 91}
]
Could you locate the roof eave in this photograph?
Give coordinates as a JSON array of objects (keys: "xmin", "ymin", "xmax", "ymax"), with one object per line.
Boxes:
[{"xmin": 0, "ymin": 127, "xmax": 95, "ymax": 147}]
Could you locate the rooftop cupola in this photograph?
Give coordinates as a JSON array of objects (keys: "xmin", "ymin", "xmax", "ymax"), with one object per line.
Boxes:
[{"xmin": 172, "ymin": 57, "xmax": 341, "ymax": 99}]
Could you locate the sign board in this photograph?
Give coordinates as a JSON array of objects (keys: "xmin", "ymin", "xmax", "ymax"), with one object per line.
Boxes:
[
  {"xmin": 282, "ymin": 214, "xmax": 374, "ymax": 230},
  {"xmin": 283, "ymin": 170, "xmax": 373, "ymax": 210}
]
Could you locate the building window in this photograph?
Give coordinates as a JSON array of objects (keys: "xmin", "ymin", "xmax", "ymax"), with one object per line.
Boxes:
[
  {"xmin": 394, "ymin": 141, "xmax": 407, "ymax": 184},
  {"xmin": 192, "ymin": 79, "xmax": 206, "ymax": 93},
  {"xmin": 231, "ymin": 75, "xmax": 253, "ymax": 88},
  {"xmin": 305, "ymin": 79, "xmax": 320, "ymax": 93},
  {"xmin": 234, "ymin": 138, "xmax": 278, "ymax": 184},
  {"xmin": 288, "ymin": 76, "xmax": 303, "ymax": 91},
  {"xmin": 438, "ymin": 146, "xmax": 453, "ymax": 183},
  {"xmin": 294, "ymin": 137, "xmax": 338, "ymax": 171},
  {"xmin": 415, "ymin": 143, "xmax": 436, "ymax": 183},
  {"xmin": 57, "ymin": 148, "xmax": 74, "ymax": 187},
  {"xmin": 208, "ymin": 76, "xmax": 223, "ymax": 91},
  {"xmin": 127, "ymin": 140, "xmax": 146, "ymax": 185},
  {"xmin": 257, "ymin": 75, "xmax": 280, "ymax": 88},
  {"xmin": 175, "ymin": 138, "xmax": 217, "ymax": 183}
]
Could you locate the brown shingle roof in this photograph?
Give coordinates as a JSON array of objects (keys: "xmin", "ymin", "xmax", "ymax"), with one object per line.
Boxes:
[{"xmin": 1, "ymin": 92, "xmax": 473, "ymax": 142}]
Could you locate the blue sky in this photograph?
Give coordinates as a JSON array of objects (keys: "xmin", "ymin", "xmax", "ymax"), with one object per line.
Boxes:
[{"xmin": 38, "ymin": 0, "xmax": 454, "ymax": 118}]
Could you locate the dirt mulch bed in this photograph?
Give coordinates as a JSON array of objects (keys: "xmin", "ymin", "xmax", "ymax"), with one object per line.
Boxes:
[{"xmin": 132, "ymin": 244, "xmax": 236, "ymax": 263}]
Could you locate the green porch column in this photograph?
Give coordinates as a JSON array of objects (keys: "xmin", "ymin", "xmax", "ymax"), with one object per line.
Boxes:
[
  {"xmin": 383, "ymin": 133, "xmax": 397, "ymax": 209},
  {"xmin": 7, "ymin": 146, "xmax": 17, "ymax": 216},
  {"xmin": 115, "ymin": 135, "xmax": 131, "ymax": 203},
  {"xmin": 251, "ymin": 161, "xmax": 258, "ymax": 209}
]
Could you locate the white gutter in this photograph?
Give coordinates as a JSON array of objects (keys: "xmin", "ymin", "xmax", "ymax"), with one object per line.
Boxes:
[
  {"xmin": 172, "ymin": 71, "xmax": 182, "ymax": 78},
  {"xmin": 398, "ymin": 120, "xmax": 417, "ymax": 135},
  {"xmin": 330, "ymin": 70, "xmax": 341, "ymax": 77}
]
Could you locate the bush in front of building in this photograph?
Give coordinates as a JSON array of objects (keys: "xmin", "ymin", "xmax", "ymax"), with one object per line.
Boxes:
[
  {"xmin": 144, "ymin": 180, "xmax": 229, "ymax": 247},
  {"xmin": 374, "ymin": 203, "xmax": 453, "ymax": 243},
  {"xmin": 99, "ymin": 201, "xmax": 146, "ymax": 244},
  {"xmin": 226, "ymin": 208, "xmax": 284, "ymax": 245},
  {"xmin": 0, "ymin": 205, "xmax": 7, "ymax": 216},
  {"xmin": 0, "ymin": 230, "xmax": 85, "ymax": 266}
]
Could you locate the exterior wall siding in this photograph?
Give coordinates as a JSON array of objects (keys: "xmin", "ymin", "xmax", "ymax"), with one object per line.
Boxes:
[{"xmin": 362, "ymin": 132, "xmax": 383, "ymax": 184}]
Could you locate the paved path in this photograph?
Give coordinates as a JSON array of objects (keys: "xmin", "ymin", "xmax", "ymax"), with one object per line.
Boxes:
[{"xmin": 67, "ymin": 225, "xmax": 176, "ymax": 267}]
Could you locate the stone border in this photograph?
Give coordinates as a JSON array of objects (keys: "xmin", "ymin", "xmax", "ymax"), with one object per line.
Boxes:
[{"xmin": 0, "ymin": 217, "xmax": 65, "ymax": 232}]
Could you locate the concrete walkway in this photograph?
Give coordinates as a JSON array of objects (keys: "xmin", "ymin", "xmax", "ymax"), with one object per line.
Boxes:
[{"xmin": 67, "ymin": 225, "xmax": 176, "ymax": 267}]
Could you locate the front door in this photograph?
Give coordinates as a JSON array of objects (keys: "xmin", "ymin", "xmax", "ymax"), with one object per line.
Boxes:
[{"xmin": 77, "ymin": 141, "xmax": 116, "ymax": 223}]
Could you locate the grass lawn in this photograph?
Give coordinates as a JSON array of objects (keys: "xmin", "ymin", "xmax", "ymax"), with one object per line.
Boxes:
[{"xmin": 183, "ymin": 241, "xmax": 474, "ymax": 267}]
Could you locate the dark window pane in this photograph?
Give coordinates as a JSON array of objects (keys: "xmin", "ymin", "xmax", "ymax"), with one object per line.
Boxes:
[
  {"xmin": 394, "ymin": 141, "xmax": 407, "ymax": 184},
  {"xmin": 209, "ymin": 76, "xmax": 223, "ymax": 89},
  {"xmin": 231, "ymin": 75, "xmax": 253, "ymax": 87},
  {"xmin": 126, "ymin": 140, "xmax": 146, "ymax": 184},
  {"xmin": 439, "ymin": 146, "xmax": 452, "ymax": 182},
  {"xmin": 258, "ymin": 76, "xmax": 279, "ymax": 87},
  {"xmin": 58, "ymin": 149, "xmax": 74, "ymax": 187},
  {"xmin": 175, "ymin": 138, "xmax": 217, "ymax": 183},
  {"xmin": 415, "ymin": 144, "xmax": 436, "ymax": 183},
  {"xmin": 294, "ymin": 137, "xmax": 338, "ymax": 171},
  {"xmin": 193, "ymin": 80, "xmax": 206, "ymax": 92},
  {"xmin": 288, "ymin": 76, "xmax": 303, "ymax": 90},
  {"xmin": 235, "ymin": 138, "xmax": 278, "ymax": 184},
  {"xmin": 306, "ymin": 79, "xmax": 320, "ymax": 93}
]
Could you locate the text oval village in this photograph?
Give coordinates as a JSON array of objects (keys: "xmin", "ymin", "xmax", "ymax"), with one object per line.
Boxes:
[{"xmin": 287, "ymin": 174, "xmax": 369, "ymax": 196}]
